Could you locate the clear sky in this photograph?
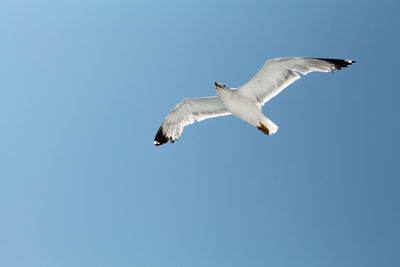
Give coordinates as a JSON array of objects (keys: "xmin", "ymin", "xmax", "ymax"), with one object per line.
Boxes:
[{"xmin": 0, "ymin": 0, "xmax": 399, "ymax": 266}]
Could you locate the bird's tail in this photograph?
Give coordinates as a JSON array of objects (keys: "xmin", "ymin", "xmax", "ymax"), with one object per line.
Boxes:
[{"xmin": 257, "ymin": 116, "xmax": 278, "ymax": 135}]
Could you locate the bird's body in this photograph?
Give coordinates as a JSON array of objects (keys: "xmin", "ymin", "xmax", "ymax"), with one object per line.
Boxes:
[
  {"xmin": 217, "ymin": 87, "xmax": 278, "ymax": 134},
  {"xmin": 154, "ymin": 57, "xmax": 355, "ymax": 146}
]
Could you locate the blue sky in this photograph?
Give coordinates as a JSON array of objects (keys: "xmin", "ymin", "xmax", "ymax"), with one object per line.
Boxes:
[{"xmin": 0, "ymin": 0, "xmax": 399, "ymax": 266}]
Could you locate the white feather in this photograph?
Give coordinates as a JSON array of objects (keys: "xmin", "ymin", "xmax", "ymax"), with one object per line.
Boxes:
[
  {"xmin": 237, "ymin": 57, "xmax": 353, "ymax": 106},
  {"xmin": 155, "ymin": 96, "xmax": 231, "ymax": 144}
]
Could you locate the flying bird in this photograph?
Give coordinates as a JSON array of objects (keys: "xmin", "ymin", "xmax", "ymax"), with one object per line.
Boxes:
[{"xmin": 154, "ymin": 57, "xmax": 355, "ymax": 146}]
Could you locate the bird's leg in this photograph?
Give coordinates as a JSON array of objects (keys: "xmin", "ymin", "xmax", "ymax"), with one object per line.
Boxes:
[
  {"xmin": 257, "ymin": 122, "xmax": 270, "ymax": 135},
  {"xmin": 170, "ymin": 138, "xmax": 175, "ymax": 143}
]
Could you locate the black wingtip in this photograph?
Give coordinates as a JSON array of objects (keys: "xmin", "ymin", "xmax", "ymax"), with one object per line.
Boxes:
[
  {"xmin": 314, "ymin": 58, "xmax": 356, "ymax": 70},
  {"xmin": 154, "ymin": 125, "xmax": 169, "ymax": 146}
]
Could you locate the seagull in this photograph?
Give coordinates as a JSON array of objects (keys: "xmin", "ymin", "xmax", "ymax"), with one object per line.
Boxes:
[{"xmin": 154, "ymin": 57, "xmax": 355, "ymax": 146}]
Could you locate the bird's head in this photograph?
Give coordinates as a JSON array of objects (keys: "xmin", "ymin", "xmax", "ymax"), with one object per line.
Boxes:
[{"xmin": 214, "ymin": 82, "xmax": 227, "ymax": 91}]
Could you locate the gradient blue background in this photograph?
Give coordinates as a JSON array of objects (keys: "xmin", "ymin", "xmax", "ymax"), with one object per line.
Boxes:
[{"xmin": 1, "ymin": 0, "xmax": 399, "ymax": 266}]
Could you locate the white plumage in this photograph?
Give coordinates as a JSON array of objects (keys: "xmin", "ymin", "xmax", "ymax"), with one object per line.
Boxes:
[{"xmin": 154, "ymin": 57, "xmax": 355, "ymax": 146}]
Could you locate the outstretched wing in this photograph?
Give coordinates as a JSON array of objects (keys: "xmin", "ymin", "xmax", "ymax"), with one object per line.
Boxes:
[
  {"xmin": 154, "ymin": 96, "xmax": 231, "ymax": 146},
  {"xmin": 237, "ymin": 57, "xmax": 356, "ymax": 106}
]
